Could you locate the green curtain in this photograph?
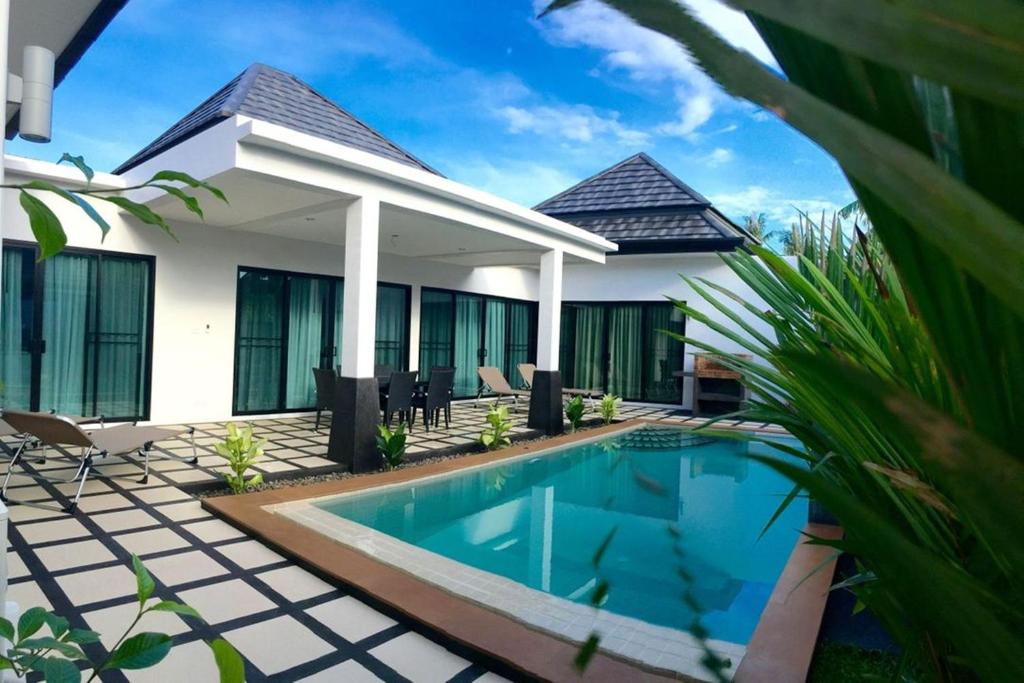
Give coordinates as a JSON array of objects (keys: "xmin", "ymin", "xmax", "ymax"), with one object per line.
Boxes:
[
  {"xmin": 285, "ymin": 276, "xmax": 327, "ymax": 409},
  {"xmin": 1, "ymin": 247, "xmax": 32, "ymax": 409},
  {"xmin": 235, "ymin": 271, "xmax": 284, "ymax": 412},
  {"xmin": 91, "ymin": 257, "xmax": 149, "ymax": 417},
  {"xmin": 39, "ymin": 253, "xmax": 93, "ymax": 415},
  {"xmin": 484, "ymin": 299, "xmax": 506, "ymax": 381},
  {"xmin": 375, "ymin": 285, "xmax": 407, "ymax": 370},
  {"xmin": 506, "ymin": 301, "xmax": 531, "ymax": 385},
  {"xmin": 418, "ymin": 290, "xmax": 453, "ymax": 381},
  {"xmin": 333, "ymin": 281, "xmax": 345, "ymax": 369},
  {"xmin": 573, "ymin": 305, "xmax": 605, "ymax": 391},
  {"xmin": 643, "ymin": 303, "xmax": 685, "ymax": 402},
  {"xmin": 453, "ymin": 294, "xmax": 482, "ymax": 397},
  {"xmin": 607, "ymin": 305, "xmax": 643, "ymax": 399}
]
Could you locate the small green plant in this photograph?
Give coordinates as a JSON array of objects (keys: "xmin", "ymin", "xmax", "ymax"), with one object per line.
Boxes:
[
  {"xmin": 376, "ymin": 423, "xmax": 407, "ymax": 470},
  {"xmin": 564, "ymin": 395, "xmax": 586, "ymax": 432},
  {"xmin": 0, "ymin": 555, "xmax": 244, "ymax": 682},
  {"xmin": 599, "ymin": 394, "xmax": 621, "ymax": 425},
  {"xmin": 214, "ymin": 422, "xmax": 264, "ymax": 494},
  {"xmin": 479, "ymin": 403, "xmax": 513, "ymax": 451}
]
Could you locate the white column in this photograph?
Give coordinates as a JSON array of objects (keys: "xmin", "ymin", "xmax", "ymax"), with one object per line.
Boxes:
[
  {"xmin": 408, "ymin": 284, "xmax": 421, "ymax": 372},
  {"xmin": 536, "ymin": 249, "xmax": 563, "ymax": 371},
  {"xmin": 339, "ymin": 196, "xmax": 380, "ymax": 378}
]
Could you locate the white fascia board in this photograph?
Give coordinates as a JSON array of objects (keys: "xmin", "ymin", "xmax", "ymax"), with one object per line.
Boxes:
[
  {"xmin": 234, "ymin": 117, "xmax": 616, "ymax": 264},
  {"xmin": 3, "ymin": 154, "xmax": 126, "ymax": 190}
]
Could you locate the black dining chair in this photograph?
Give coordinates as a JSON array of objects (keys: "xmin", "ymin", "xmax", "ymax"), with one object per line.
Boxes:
[
  {"xmin": 431, "ymin": 366, "xmax": 456, "ymax": 426},
  {"xmin": 374, "ymin": 364, "xmax": 394, "ymax": 380},
  {"xmin": 312, "ymin": 367, "xmax": 336, "ymax": 432},
  {"xmin": 412, "ymin": 368, "xmax": 455, "ymax": 432},
  {"xmin": 380, "ymin": 371, "xmax": 416, "ymax": 429}
]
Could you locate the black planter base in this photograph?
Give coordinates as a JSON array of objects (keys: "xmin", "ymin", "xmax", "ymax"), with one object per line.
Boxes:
[
  {"xmin": 327, "ymin": 376, "xmax": 380, "ymax": 473},
  {"xmin": 527, "ymin": 370, "xmax": 564, "ymax": 436}
]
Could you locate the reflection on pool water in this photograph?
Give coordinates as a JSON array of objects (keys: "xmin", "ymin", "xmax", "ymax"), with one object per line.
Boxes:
[{"xmin": 318, "ymin": 427, "xmax": 805, "ymax": 645}]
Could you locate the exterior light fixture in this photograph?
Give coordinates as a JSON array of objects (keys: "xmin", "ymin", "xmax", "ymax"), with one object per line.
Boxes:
[{"xmin": 6, "ymin": 45, "xmax": 55, "ymax": 143}]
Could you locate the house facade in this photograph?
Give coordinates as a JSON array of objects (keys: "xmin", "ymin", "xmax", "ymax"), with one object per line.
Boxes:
[{"xmin": 1, "ymin": 62, "xmax": 771, "ymax": 442}]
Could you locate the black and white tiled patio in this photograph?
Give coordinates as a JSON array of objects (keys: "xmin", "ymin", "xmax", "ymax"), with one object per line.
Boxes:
[{"xmin": 0, "ymin": 402, "xmax": 684, "ymax": 682}]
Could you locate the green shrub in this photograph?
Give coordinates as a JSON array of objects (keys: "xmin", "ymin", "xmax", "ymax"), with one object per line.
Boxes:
[
  {"xmin": 213, "ymin": 422, "xmax": 264, "ymax": 494},
  {"xmin": 376, "ymin": 423, "xmax": 407, "ymax": 470},
  {"xmin": 598, "ymin": 394, "xmax": 621, "ymax": 425},
  {"xmin": 564, "ymin": 395, "xmax": 586, "ymax": 432},
  {"xmin": 479, "ymin": 403, "xmax": 513, "ymax": 451},
  {"xmin": 0, "ymin": 554, "xmax": 243, "ymax": 682}
]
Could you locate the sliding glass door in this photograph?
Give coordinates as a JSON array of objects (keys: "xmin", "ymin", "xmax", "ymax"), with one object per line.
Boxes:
[
  {"xmin": 418, "ymin": 288, "xmax": 537, "ymax": 399},
  {"xmin": 560, "ymin": 301, "xmax": 685, "ymax": 403},
  {"xmin": 0, "ymin": 242, "xmax": 153, "ymax": 420},
  {"xmin": 233, "ymin": 267, "xmax": 409, "ymax": 414}
]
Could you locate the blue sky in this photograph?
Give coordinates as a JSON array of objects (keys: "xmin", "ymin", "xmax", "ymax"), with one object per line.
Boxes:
[{"xmin": 8, "ymin": 0, "xmax": 854, "ymax": 228}]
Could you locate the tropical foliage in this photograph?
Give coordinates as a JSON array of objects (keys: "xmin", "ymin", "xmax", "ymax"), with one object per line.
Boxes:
[
  {"xmin": 479, "ymin": 404, "xmax": 513, "ymax": 450},
  {"xmin": 0, "ymin": 555, "xmax": 243, "ymax": 682},
  {"xmin": 598, "ymin": 394, "xmax": 621, "ymax": 425},
  {"xmin": 214, "ymin": 422, "xmax": 265, "ymax": 494},
  {"xmin": 376, "ymin": 423, "xmax": 408, "ymax": 470},
  {"xmin": 564, "ymin": 395, "xmax": 586, "ymax": 432},
  {"xmin": 544, "ymin": 1, "xmax": 1024, "ymax": 681},
  {"xmin": 3, "ymin": 154, "xmax": 226, "ymax": 259}
]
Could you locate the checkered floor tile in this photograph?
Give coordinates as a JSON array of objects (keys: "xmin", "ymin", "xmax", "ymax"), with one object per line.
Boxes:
[{"xmin": 0, "ymin": 401, "xmax": 702, "ymax": 681}]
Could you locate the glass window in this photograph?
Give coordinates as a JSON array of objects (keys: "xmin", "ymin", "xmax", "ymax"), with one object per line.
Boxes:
[
  {"xmin": 643, "ymin": 303, "xmax": 686, "ymax": 402},
  {"xmin": 233, "ymin": 268, "xmax": 409, "ymax": 413},
  {"xmin": 418, "ymin": 290, "xmax": 453, "ymax": 381},
  {"xmin": 0, "ymin": 243, "xmax": 153, "ymax": 420}
]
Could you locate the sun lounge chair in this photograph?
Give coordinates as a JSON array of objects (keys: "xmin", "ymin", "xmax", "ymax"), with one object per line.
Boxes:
[
  {"xmin": 517, "ymin": 363, "xmax": 599, "ymax": 406},
  {"xmin": 0, "ymin": 410, "xmax": 196, "ymax": 512},
  {"xmin": 477, "ymin": 366, "xmax": 529, "ymax": 411},
  {"xmin": 1, "ymin": 411, "xmax": 104, "ymax": 463}
]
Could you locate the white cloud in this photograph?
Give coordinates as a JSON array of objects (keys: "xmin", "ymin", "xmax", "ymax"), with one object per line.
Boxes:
[
  {"xmin": 495, "ymin": 103, "xmax": 649, "ymax": 146},
  {"xmin": 533, "ymin": 0, "xmax": 776, "ymax": 139},
  {"xmin": 701, "ymin": 147, "xmax": 734, "ymax": 167},
  {"xmin": 710, "ymin": 185, "xmax": 850, "ymax": 226}
]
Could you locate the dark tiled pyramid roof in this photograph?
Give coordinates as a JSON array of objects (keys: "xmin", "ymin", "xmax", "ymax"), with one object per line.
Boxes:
[
  {"xmin": 534, "ymin": 153, "xmax": 707, "ymax": 214},
  {"xmin": 535, "ymin": 153, "xmax": 748, "ymax": 253},
  {"xmin": 115, "ymin": 63, "xmax": 439, "ymax": 175}
]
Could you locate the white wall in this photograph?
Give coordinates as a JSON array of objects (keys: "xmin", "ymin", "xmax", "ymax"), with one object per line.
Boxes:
[
  {"xmin": 563, "ymin": 253, "xmax": 778, "ymax": 409},
  {"xmin": 2, "ymin": 165, "xmax": 537, "ymax": 424}
]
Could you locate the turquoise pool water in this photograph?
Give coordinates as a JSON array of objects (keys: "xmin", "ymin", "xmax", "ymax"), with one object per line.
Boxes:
[{"xmin": 318, "ymin": 427, "xmax": 805, "ymax": 645}]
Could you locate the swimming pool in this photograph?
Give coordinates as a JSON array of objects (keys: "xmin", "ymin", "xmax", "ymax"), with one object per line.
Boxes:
[{"xmin": 274, "ymin": 425, "xmax": 805, "ymax": 676}]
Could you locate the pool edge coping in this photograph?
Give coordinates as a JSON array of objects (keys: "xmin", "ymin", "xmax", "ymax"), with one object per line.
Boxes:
[{"xmin": 203, "ymin": 418, "xmax": 840, "ymax": 683}]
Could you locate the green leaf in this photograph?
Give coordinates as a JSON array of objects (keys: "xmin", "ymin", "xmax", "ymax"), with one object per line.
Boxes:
[
  {"xmin": 152, "ymin": 184, "xmax": 204, "ymax": 220},
  {"xmin": 17, "ymin": 607, "xmax": 49, "ymax": 642},
  {"xmin": 132, "ymin": 555, "xmax": 155, "ymax": 606},
  {"xmin": 148, "ymin": 170, "xmax": 228, "ymax": 203},
  {"xmin": 209, "ymin": 638, "xmax": 245, "ymax": 683},
  {"xmin": 574, "ymin": 633, "xmax": 601, "ymax": 672},
  {"xmin": 723, "ymin": 0, "xmax": 1024, "ymax": 110},
  {"xmin": 591, "ymin": 527, "xmax": 617, "ymax": 567},
  {"xmin": 103, "ymin": 632, "xmax": 172, "ymax": 671},
  {"xmin": 57, "ymin": 153, "xmax": 94, "ymax": 184},
  {"xmin": 0, "ymin": 618, "xmax": 14, "ymax": 643},
  {"xmin": 20, "ymin": 179, "xmax": 111, "ymax": 237},
  {"xmin": 19, "ymin": 637, "xmax": 83, "ymax": 659},
  {"xmin": 42, "ymin": 613, "xmax": 69, "ymax": 639},
  {"xmin": 19, "ymin": 191, "xmax": 67, "ymax": 260},
  {"xmin": 590, "ymin": 580, "xmax": 610, "ymax": 607},
  {"xmin": 98, "ymin": 196, "xmax": 178, "ymax": 241},
  {"xmin": 63, "ymin": 629, "xmax": 100, "ymax": 645},
  {"xmin": 146, "ymin": 601, "xmax": 202, "ymax": 621},
  {"xmin": 42, "ymin": 656, "xmax": 81, "ymax": 683}
]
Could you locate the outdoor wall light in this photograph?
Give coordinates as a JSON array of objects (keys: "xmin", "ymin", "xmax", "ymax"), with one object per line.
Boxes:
[{"xmin": 6, "ymin": 45, "xmax": 55, "ymax": 143}]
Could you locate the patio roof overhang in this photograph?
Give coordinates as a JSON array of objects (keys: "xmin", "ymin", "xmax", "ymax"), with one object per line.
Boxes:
[{"xmin": 127, "ymin": 116, "xmax": 616, "ymax": 268}]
